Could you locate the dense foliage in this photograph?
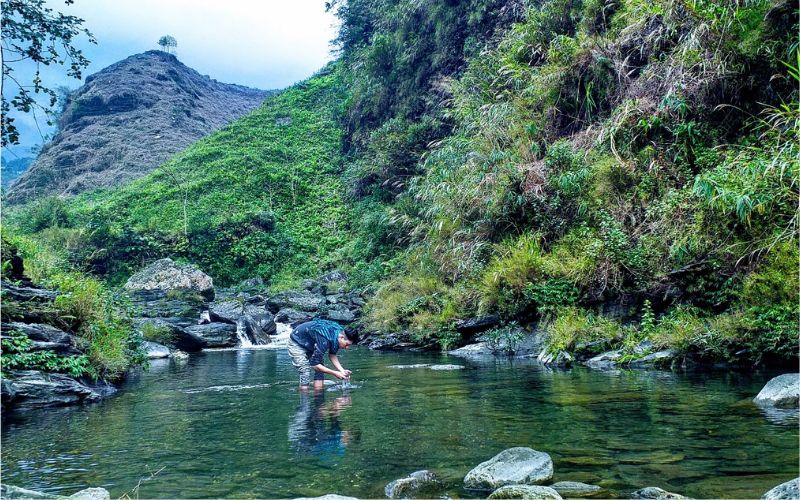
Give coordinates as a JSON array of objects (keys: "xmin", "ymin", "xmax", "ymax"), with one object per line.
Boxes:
[
  {"xmin": 7, "ymin": 0, "xmax": 798, "ymax": 367},
  {"xmin": 1, "ymin": 232, "xmax": 146, "ymax": 378}
]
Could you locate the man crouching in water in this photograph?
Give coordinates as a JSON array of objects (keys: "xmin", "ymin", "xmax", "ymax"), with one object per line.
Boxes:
[{"xmin": 287, "ymin": 319, "xmax": 358, "ymax": 392}]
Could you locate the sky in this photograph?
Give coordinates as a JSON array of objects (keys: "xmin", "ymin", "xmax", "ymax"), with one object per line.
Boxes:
[{"xmin": 3, "ymin": 0, "xmax": 339, "ymax": 158}]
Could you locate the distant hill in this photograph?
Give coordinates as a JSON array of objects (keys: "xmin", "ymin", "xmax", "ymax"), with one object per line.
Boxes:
[
  {"xmin": 6, "ymin": 51, "xmax": 271, "ymax": 204},
  {"xmin": 1, "ymin": 156, "xmax": 34, "ymax": 188}
]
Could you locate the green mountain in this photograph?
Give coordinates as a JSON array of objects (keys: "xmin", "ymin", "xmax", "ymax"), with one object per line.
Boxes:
[{"xmin": 8, "ymin": 0, "xmax": 798, "ymax": 366}]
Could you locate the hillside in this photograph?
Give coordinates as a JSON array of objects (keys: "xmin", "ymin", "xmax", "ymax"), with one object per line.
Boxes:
[
  {"xmin": 37, "ymin": 68, "xmax": 352, "ymax": 286},
  {"xmin": 9, "ymin": 0, "xmax": 798, "ymax": 366},
  {"xmin": 5, "ymin": 51, "xmax": 269, "ymax": 204}
]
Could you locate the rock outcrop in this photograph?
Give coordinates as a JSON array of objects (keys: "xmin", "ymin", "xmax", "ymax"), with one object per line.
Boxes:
[
  {"xmin": 124, "ymin": 258, "xmax": 215, "ymax": 300},
  {"xmin": 7, "ymin": 51, "xmax": 270, "ymax": 204},
  {"xmin": 1, "ymin": 370, "xmax": 117, "ymax": 409}
]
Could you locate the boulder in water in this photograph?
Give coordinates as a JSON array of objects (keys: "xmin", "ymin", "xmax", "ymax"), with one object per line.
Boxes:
[
  {"xmin": 488, "ymin": 485, "xmax": 562, "ymax": 499},
  {"xmin": 762, "ymin": 478, "xmax": 800, "ymax": 500},
  {"xmin": 630, "ymin": 487, "xmax": 688, "ymax": 499},
  {"xmin": 628, "ymin": 350, "xmax": 676, "ymax": 368},
  {"xmin": 584, "ymin": 350, "xmax": 623, "ymax": 369},
  {"xmin": 184, "ymin": 323, "xmax": 238, "ymax": 348},
  {"xmin": 133, "ymin": 317, "xmax": 204, "ymax": 352},
  {"xmin": 142, "ymin": 341, "xmax": 171, "ymax": 359},
  {"xmin": 124, "ymin": 258, "xmax": 215, "ymax": 301},
  {"xmin": 464, "ymin": 447, "xmax": 553, "ymax": 491},
  {"xmin": 385, "ymin": 470, "xmax": 440, "ymax": 498},
  {"xmin": 753, "ymin": 374, "xmax": 800, "ymax": 408},
  {"xmin": 68, "ymin": 488, "xmax": 111, "ymax": 500}
]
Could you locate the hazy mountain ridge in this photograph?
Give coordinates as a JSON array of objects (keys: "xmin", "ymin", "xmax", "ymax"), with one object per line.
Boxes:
[{"xmin": 6, "ymin": 51, "xmax": 271, "ymax": 204}]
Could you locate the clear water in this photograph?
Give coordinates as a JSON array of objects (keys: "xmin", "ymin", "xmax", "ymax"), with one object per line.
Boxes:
[{"xmin": 2, "ymin": 348, "xmax": 797, "ymax": 499}]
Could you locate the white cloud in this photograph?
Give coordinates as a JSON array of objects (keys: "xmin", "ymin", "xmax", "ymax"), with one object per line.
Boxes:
[{"xmin": 65, "ymin": 0, "xmax": 339, "ymax": 89}]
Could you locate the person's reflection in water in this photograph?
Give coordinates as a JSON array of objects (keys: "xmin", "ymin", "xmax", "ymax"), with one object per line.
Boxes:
[{"xmin": 288, "ymin": 390, "xmax": 352, "ymax": 462}]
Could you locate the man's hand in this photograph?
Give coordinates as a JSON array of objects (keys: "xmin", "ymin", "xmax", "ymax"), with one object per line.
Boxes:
[
  {"xmin": 342, "ymin": 369, "xmax": 352, "ymax": 377},
  {"xmin": 333, "ymin": 371, "xmax": 349, "ymax": 380}
]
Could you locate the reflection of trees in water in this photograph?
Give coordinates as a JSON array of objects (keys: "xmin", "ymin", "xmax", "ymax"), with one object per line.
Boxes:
[{"xmin": 288, "ymin": 391, "xmax": 353, "ymax": 459}]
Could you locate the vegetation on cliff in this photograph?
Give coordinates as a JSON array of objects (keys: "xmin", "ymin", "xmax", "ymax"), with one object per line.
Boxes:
[{"xmin": 7, "ymin": 0, "xmax": 798, "ymax": 366}]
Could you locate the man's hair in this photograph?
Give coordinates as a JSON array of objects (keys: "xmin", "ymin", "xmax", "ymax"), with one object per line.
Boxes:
[{"xmin": 343, "ymin": 326, "xmax": 359, "ymax": 344}]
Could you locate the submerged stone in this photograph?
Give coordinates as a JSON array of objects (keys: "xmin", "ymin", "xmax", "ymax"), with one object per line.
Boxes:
[
  {"xmin": 464, "ymin": 447, "xmax": 553, "ymax": 491},
  {"xmin": 488, "ymin": 485, "xmax": 562, "ymax": 499},
  {"xmin": 385, "ymin": 470, "xmax": 440, "ymax": 498},
  {"xmin": 142, "ymin": 341, "xmax": 171, "ymax": 359},
  {"xmin": 550, "ymin": 481, "xmax": 603, "ymax": 497},
  {"xmin": 630, "ymin": 487, "xmax": 688, "ymax": 499}
]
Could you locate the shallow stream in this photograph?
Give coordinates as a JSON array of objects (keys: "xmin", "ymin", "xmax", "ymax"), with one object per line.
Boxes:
[{"xmin": 2, "ymin": 348, "xmax": 797, "ymax": 498}]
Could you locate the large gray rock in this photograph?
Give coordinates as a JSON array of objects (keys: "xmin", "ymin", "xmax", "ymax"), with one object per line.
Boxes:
[
  {"xmin": 2, "ymin": 370, "xmax": 116, "ymax": 408},
  {"xmin": 68, "ymin": 488, "xmax": 111, "ymax": 500},
  {"xmin": 464, "ymin": 447, "xmax": 554, "ymax": 491},
  {"xmin": 127, "ymin": 289, "xmax": 205, "ymax": 319},
  {"xmin": 2, "ymin": 322, "xmax": 82, "ymax": 355},
  {"xmin": 550, "ymin": 481, "xmax": 602, "ymax": 497},
  {"xmin": 275, "ymin": 308, "xmax": 315, "ymax": 327},
  {"xmin": 142, "ymin": 341, "xmax": 171, "ymax": 359},
  {"xmin": 385, "ymin": 470, "xmax": 440, "ymax": 498},
  {"xmin": 322, "ymin": 304, "xmax": 357, "ymax": 323},
  {"xmin": 628, "ymin": 350, "xmax": 676, "ymax": 368},
  {"xmin": 488, "ymin": 485, "xmax": 562, "ymax": 499},
  {"xmin": 184, "ymin": 323, "xmax": 238, "ymax": 348},
  {"xmin": 133, "ymin": 317, "xmax": 204, "ymax": 352},
  {"xmin": 630, "ymin": 487, "xmax": 688, "ymax": 499},
  {"xmin": 124, "ymin": 258, "xmax": 215, "ymax": 301},
  {"xmin": 754, "ymin": 374, "xmax": 800, "ymax": 408},
  {"xmin": 449, "ymin": 342, "xmax": 494, "ymax": 357},
  {"xmin": 762, "ymin": 478, "xmax": 800, "ymax": 500},
  {"xmin": 584, "ymin": 350, "xmax": 623, "ymax": 369},
  {"xmin": 267, "ymin": 290, "xmax": 325, "ymax": 313}
]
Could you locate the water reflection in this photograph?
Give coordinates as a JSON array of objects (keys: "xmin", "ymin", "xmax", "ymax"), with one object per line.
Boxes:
[{"xmin": 288, "ymin": 391, "xmax": 353, "ymax": 462}]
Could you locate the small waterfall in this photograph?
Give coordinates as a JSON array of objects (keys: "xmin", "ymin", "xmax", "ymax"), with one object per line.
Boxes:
[
  {"xmin": 270, "ymin": 322, "xmax": 292, "ymax": 346},
  {"xmin": 235, "ymin": 319, "xmax": 254, "ymax": 348}
]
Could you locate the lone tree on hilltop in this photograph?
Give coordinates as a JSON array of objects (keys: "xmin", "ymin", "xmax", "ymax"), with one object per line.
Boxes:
[
  {"xmin": 1, "ymin": 0, "xmax": 96, "ymax": 147},
  {"xmin": 158, "ymin": 35, "xmax": 177, "ymax": 54}
]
